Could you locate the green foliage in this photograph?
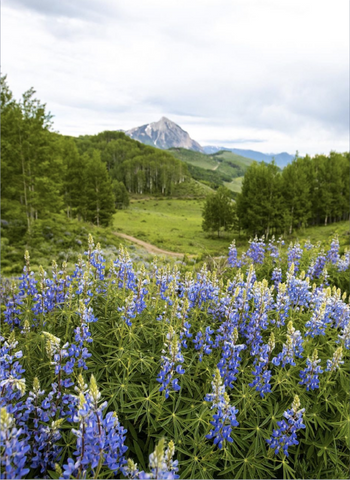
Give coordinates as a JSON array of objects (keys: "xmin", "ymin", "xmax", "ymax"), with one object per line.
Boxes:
[
  {"xmin": 185, "ymin": 163, "xmax": 232, "ymax": 190},
  {"xmin": 168, "ymin": 148, "xmax": 253, "ymax": 191},
  {"xmin": 75, "ymin": 132, "xmax": 189, "ymax": 196},
  {"xmin": 1, "ymin": 77, "xmax": 117, "ymax": 249},
  {"xmin": 237, "ymin": 154, "xmax": 350, "ymax": 237},
  {"xmin": 2, "ymin": 237, "xmax": 349, "ymax": 479},
  {"xmin": 0, "ymin": 213, "xmax": 125, "ymax": 275},
  {"xmin": 1, "ymin": 75, "xmax": 63, "ymax": 230},
  {"xmin": 202, "ymin": 187, "xmax": 238, "ymax": 237},
  {"xmin": 113, "ymin": 180, "xmax": 130, "ymax": 209},
  {"xmin": 83, "ymin": 151, "xmax": 116, "ymax": 226},
  {"xmin": 236, "ymin": 161, "xmax": 281, "ymax": 237}
]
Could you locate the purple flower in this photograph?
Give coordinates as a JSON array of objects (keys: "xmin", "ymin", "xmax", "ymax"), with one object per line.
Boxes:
[
  {"xmin": 205, "ymin": 370, "xmax": 239, "ymax": 449},
  {"xmin": 266, "ymin": 395, "xmax": 305, "ymax": 456},
  {"xmin": 299, "ymin": 350, "xmax": 323, "ymax": 391}
]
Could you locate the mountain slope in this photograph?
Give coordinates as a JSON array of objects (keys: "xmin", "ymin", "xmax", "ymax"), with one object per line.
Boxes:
[
  {"xmin": 203, "ymin": 146, "xmax": 294, "ymax": 168},
  {"xmin": 168, "ymin": 148, "xmax": 254, "ymax": 194},
  {"xmin": 126, "ymin": 117, "xmax": 204, "ymax": 152}
]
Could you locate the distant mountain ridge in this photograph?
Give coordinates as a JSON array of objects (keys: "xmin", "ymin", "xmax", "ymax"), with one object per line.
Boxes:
[
  {"xmin": 126, "ymin": 117, "xmax": 203, "ymax": 152},
  {"xmin": 203, "ymin": 146, "xmax": 294, "ymax": 167}
]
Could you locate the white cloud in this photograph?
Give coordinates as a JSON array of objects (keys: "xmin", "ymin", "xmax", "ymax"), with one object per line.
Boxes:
[{"xmin": 2, "ymin": 0, "xmax": 349, "ymax": 155}]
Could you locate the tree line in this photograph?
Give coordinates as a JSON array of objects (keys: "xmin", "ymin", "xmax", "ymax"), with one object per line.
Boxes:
[
  {"xmin": 75, "ymin": 131, "xmax": 188, "ymax": 195},
  {"xmin": 236, "ymin": 155, "xmax": 349, "ymax": 237}
]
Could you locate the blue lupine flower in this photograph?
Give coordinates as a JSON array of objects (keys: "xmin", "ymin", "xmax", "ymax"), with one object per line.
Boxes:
[
  {"xmin": 18, "ymin": 251, "xmax": 38, "ymax": 297},
  {"xmin": 0, "ymin": 407, "xmax": 30, "ymax": 479},
  {"xmin": 3, "ymin": 282, "xmax": 23, "ymax": 330},
  {"xmin": 111, "ymin": 246, "xmax": 137, "ymax": 291},
  {"xmin": 30, "ymin": 418, "xmax": 64, "ymax": 473},
  {"xmin": 307, "ymin": 251, "xmax": 327, "ymax": 280},
  {"xmin": 272, "ymin": 321, "xmax": 303, "ymax": 367},
  {"xmin": 266, "ymin": 395, "xmax": 305, "ymax": 456},
  {"xmin": 299, "ymin": 350, "xmax": 323, "ymax": 390},
  {"xmin": 325, "ymin": 346, "xmax": 344, "ymax": 372},
  {"xmin": 185, "ymin": 264, "xmax": 219, "ymax": 309},
  {"xmin": 267, "ymin": 237, "xmax": 280, "ymax": 262},
  {"xmin": 244, "ymin": 280, "xmax": 273, "ymax": 355},
  {"xmin": 338, "ymin": 320, "xmax": 350, "ymax": 349},
  {"xmin": 179, "ymin": 319, "xmax": 192, "ymax": 349},
  {"xmin": 62, "ymin": 375, "xmax": 127, "ymax": 478},
  {"xmin": 249, "ymin": 333, "xmax": 275, "ymax": 397},
  {"xmin": 0, "ymin": 335, "xmax": 26, "ymax": 407},
  {"xmin": 271, "ymin": 267, "xmax": 282, "ymax": 289},
  {"xmin": 287, "ymin": 242, "xmax": 303, "ymax": 272},
  {"xmin": 286, "ymin": 265, "xmax": 311, "ymax": 309},
  {"xmin": 157, "ymin": 327, "xmax": 185, "ymax": 399},
  {"xmin": 193, "ymin": 326, "xmax": 214, "ymax": 362},
  {"xmin": 85, "ymin": 236, "xmax": 106, "ymax": 282},
  {"xmin": 246, "ymin": 237, "xmax": 265, "ymax": 264},
  {"xmin": 304, "ymin": 240, "xmax": 314, "ymax": 251},
  {"xmin": 217, "ymin": 327, "xmax": 245, "ymax": 388},
  {"xmin": 326, "ymin": 237, "xmax": 340, "ymax": 264},
  {"xmin": 228, "ymin": 240, "xmax": 243, "ymax": 267},
  {"xmin": 205, "ymin": 370, "xmax": 239, "ymax": 449},
  {"xmin": 305, "ymin": 298, "xmax": 329, "ymax": 337},
  {"xmin": 137, "ymin": 439, "xmax": 179, "ymax": 479},
  {"xmin": 273, "ymin": 282, "xmax": 290, "ymax": 327},
  {"xmin": 337, "ymin": 250, "xmax": 350, "ymax": 272}
]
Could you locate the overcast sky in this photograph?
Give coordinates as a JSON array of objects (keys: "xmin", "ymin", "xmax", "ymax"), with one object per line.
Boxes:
[{"xmin": 2, "ymin": 0, "xmax": 349, "ymax": 155}]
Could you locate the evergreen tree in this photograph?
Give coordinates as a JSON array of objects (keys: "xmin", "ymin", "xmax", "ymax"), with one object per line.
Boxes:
[
  {"xmin": 202, "ymin": 187, "xmax": 236, "ymax": 237},
  {"xmin": 236, "ymin": 162, "xmax": 281, "ymax": 238},
  {"xmin": 281, "ymin": 156, "xmax": 311, "ymax": 234}
]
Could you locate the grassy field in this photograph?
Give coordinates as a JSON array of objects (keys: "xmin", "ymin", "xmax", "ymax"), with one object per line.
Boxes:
[
  {"xmin": 224, "ymin": 176, "xmax": 244, "ymax": 192},
  {"xmin": 113, "ymin": 198, "xmax": 350, "ymax": 258},
  {"xmin": 213, "ymin": 150, "xmax": 255, "ymax": 168},
  {"xmin": 113, "ymin": 198, "xmax": 235, "ymax": 257},
  {"xmin": 168, "ymin": 148, "xmax": 219, "ymax": 170},
  {"xmin": 171, "ymin": 177, "xmax": 214, "ymax": 197},
  {"xmin": 169, "ymin": 148, "xmax": 254, "ymax": 178}
]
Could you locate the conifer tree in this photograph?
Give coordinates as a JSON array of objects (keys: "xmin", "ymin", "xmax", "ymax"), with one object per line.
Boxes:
[
  {"xmin": 236, "ymin": 161, "xmax": 281, "ymax": 238},
  {"xmin": 202, "ymin": 187, "xmax": 236, "ymax": 237}
]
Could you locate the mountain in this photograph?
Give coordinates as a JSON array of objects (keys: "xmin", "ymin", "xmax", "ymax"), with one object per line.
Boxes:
[
  {"xmin": 202, "ymin": 146, "xmax": 295, "ymax": 168},
  {"xmin": 125, "ymin": 117, "xmax": 204, "ymax": 152}
]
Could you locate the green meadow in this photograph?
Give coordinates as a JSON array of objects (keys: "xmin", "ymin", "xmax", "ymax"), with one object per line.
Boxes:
[
  {"xmin": 112, "ymin": 197, "xmax": 350, "ymax": 258},
  {"xmin": 224, "ymin": 176, "xmax": 244, "ymax": 192},
  {"xmin": 113, "ymin": 198, "xmax": 234, "ymax": 257}
]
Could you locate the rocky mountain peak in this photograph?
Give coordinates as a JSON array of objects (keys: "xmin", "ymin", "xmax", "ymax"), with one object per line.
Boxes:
[{"xmin": 125, "ymin": 117, "xmax": 203, "ymax": 152}]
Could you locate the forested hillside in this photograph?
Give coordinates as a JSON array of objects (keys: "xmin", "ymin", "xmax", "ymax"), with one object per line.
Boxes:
[
  {"xmin": 168, "ymin": 148, "xmax": 253, "ymax": 191},
  {"xmin": 75, "ymin": 131, "xmax": 189, "ymax": 195},
  {"xmin": 236, "ymin": 155, "xmax": 350, "ymax": 236}
]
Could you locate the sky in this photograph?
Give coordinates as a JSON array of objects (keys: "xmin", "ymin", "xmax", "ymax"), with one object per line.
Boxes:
[{"xmin": 2, "ymin": 0, "xmax": 349, "ymax": 155}]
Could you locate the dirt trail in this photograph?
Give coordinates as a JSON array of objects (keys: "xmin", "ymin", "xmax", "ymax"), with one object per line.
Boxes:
[
  {"xmin": 112, "ymin": 231, "xmax": 190, "ymax": 258},
  {"xmin": 212, "ymin": 163, "xmax": 220, "ymax": 171}
]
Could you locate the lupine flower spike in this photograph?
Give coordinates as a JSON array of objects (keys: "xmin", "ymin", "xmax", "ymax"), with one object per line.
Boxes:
[{"xmin": 266, "ymin": 395, "xmax": 305, "ymax": 456}]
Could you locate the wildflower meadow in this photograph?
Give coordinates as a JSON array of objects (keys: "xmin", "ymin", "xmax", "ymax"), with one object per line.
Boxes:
[{"xmin": 1, "ymin": 235, "xmax": 349, "ymax": 479}]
